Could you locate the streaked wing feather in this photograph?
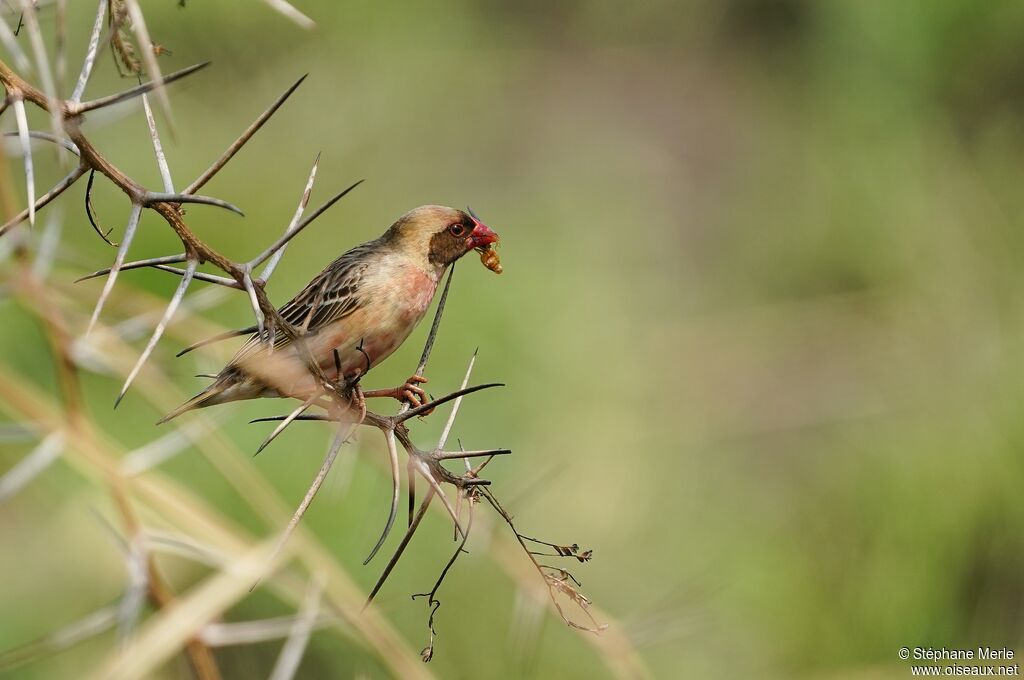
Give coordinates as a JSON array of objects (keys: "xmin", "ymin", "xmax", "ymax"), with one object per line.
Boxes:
[{"xmin": 229, "ymin": 242, "xmax": 376, "ymax": 366}]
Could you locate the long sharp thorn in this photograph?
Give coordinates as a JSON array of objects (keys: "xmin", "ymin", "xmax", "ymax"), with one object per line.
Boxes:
[
  {"xmin": 144, "ymin": 192, "xmax": 243, "ymax": 216},
  {"xmin": 395, "ymin": 383, "xmax": 505, "ymax": 423},
  {"xmin": 75, "ymin": 62, "xmax": 209, "ymax": 114},
  {"xmin": 362, "ymin": 429, "xmax": 400, "ymax": 565},
  {"xmin": 17, "ymin": 0, "xmax": 62, "ymax": 167},
  {"xmin": 263, "ymin": 0, "xmax": 315, "ymax": 29},
  {"xmin": 415, "ymin": 264, "xmax": 454, "ymax": 375},
  {"xmin": 438, "ymin": 349, "xmax": 478, "ymax": 449},
  {"xmin": 260, "ymin": 151, "xmax": 319, "ymax": 281},
  {"xmin": 254, "ymin": 394, "xmax": 318, "ymax": 456},
  {"xmin": 415, "ymin": 462, "xmax": 465, "ymax": 539},
  {"xmin": 115, "ymin": 259, "xmax": 197, "ymax": 407},
  {"xmin": 154, "ymin": 265, "xmax": 240, "ymax": 288},
  {"xmin": 248, "ymin": 179, "xmax": 364, "ymax": 268},
  {"xmin": 0, "ymin": 14, "xmax": 30, "ymax": 73},
  {"xmin": 248, "ymin": 414, "xmax": 331, "ymax": 424},
  {"xmin": 407, "ymin": 459, "xmax": 415, "ymax": 527},
  {"xmin": 365, "ymin": 488, "xmax": 435, "ymax": 608},
  {"xmin": 185, "ymin": 74, "xmax": 308, "ymax": 195},
  {"xmin": 12, "ymin": 98, "xmax": 33, "ymax": 226},
  {"xmin": 84, "ymin": 169, "xmax": 118, "ymax": 246},
  {"xmin": 434, "ymin": 449, "xmax": 512, "ymax": 460},
  {"xmin": 75, "ymin": 254, "xmax": 187, "ymax": 282},
  {"xmin": 142, "ymin": 93, "xmax": 173, "ymax": 192},
  {"xmin": 0, "ymin": 164, "xmax": 86, "ymax": 236},
  {"xmin": 2, "ymin": 131, "xmax": 79, "ymax": 155},
  {"xmin": 124, "ymin": 0, "xmax": 174, "ymax": 132},
  {"xmin": 454, "ymin": 491, "xmax": 462, "ymax": 541},
  {"xmin": 252, "ymin": 424, "xmax": 353, "ymax": 592},
  {"xmin": 176, "ymin": 325, "xmax": 257, "ymax": 357},
  {"xmin": 243, "ymin": 272, "xmax": 264, "ymax": 338},
  {"xmin": 86, "ymin": 203, "xmax": 143, "ymax": 336},
  {"xmin": 71, "ymin": 0, "xmax": 108, "ymax": 103}
]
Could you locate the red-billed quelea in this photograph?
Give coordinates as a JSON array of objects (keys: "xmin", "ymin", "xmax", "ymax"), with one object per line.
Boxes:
[{"xmin": 159, "ymin": 205, "xmax": 500, "ymax": 423}]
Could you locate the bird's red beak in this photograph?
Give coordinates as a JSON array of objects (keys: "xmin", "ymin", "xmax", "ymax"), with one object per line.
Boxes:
[{"xmin": 467, "ymin": 215, "xmax": 499, "ymax": 250}]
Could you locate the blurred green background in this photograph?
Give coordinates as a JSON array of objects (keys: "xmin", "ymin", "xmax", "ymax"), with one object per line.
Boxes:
[{"xmin": 3, "ymin": 0, "xmax": 1024, "ymax": 678}]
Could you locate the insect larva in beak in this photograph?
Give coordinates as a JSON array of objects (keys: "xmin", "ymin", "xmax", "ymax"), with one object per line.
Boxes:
[{"xmin": 477, "ymin": 245, "xmax": 502, "ymax": 274}]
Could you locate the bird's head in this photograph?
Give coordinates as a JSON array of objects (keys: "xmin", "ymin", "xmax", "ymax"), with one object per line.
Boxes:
[{"xmin": 385, "ymin": 205, "xmax": 499, "ymax": 271}]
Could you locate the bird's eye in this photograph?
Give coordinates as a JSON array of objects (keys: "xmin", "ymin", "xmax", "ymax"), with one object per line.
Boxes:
[{"xmin": 448, "ymin": 223, "xmax": 466, "ymax": 237}]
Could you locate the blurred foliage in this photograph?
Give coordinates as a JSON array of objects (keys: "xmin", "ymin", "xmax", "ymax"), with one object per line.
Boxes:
[{"xmin": 3, "ymin": 0, "xmax": 1024, "ymax": 678}]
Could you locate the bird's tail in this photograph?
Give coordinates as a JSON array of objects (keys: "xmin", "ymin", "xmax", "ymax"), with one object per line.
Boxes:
[{"xmin": 157, "ymin": 376, "xmax": 233, "ymax": 425}]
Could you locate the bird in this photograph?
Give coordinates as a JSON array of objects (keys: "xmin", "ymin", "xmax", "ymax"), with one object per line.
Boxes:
[{"xmin": 158, "ymin": 205, "xmax": 500, "ymax": 424}]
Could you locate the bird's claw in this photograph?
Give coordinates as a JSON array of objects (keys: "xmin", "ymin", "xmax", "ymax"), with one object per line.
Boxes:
[
  {"xmin": 400, "ymin": 374, "xmax": 429, "ymax": 410},
  {"xmin": 363, "ymin": 374, "xmax": 433, "ymax": 414}
]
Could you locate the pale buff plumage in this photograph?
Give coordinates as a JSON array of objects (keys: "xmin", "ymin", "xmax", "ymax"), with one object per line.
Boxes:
[{"xmin": 159, "ymin": 205, "xmax": 498, "ymax": 423}]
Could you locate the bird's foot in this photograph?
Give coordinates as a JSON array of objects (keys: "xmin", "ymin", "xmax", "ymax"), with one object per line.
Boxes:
[
  {"xmin": 363, "ymin": 374, "xmax": 433, "ymax": 414},
  {"xmin": 339, "ymin": 368, "xmax": 368, "ymax": 424}
]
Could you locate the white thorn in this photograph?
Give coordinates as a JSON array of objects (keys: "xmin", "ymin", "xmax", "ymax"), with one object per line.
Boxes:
[
  {"xmin": 71, "ymin": 0, "xmax": 108, "ymax": 103},
  {"xmin": 259, "ymin": 153, "xmax": 319, "ymax": 282},
  {"xmin": 142, "ymin": 93, "xmax": 174, "ymax": 192},
  {"xmin": 438, "ymin": 350, "xmax": 478, "ymax": 450},
  {"xmin": 0, "ymin": 432, "xmax": 63, "ymax": 501},
  {"xmin": 117, "ymin": 258, "xmax": 197, "ymax": 405},
  {"xmin": 86, "ymin": 203, "xmax": 143, "ymax": 336},
  {"xmin": 12, "ymin": 97, "xmax": 34, "ymax": 226}
]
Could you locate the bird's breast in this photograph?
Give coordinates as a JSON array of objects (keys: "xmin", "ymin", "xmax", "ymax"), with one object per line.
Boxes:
[{"xmin": 326, "ymin": 263, "xmax": 440, "ymax": 372}]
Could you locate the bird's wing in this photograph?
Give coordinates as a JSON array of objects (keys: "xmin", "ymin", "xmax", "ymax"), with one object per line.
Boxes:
[{"xmin": 229, "ymin": 243, "xmax": 376, "ymax": 365}]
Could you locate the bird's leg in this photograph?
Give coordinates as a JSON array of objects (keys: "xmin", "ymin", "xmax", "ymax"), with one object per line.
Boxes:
[
  {"xmin": 363, "ymin": 374, "xmax": 434, "ymax": 414},
  {"xmin": 342, "ymin": 363, "xmax": 368, "ymax": 424}
]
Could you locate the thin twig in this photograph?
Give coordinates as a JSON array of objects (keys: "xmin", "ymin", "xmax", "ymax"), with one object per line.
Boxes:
[{"xmin": 411, "ymin": 494, "xmax": 475, "ymax": 662}]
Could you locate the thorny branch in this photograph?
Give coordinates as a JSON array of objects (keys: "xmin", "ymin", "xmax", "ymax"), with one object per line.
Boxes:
[{"xmin": 0, "ymin": 0, "xmax": 603, "ymax": 667}]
